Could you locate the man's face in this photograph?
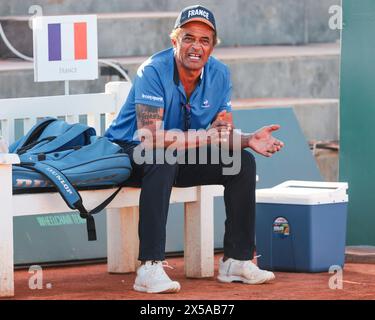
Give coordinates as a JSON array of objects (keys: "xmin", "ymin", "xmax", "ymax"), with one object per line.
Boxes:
[{"xmin": 172, "ymin": 21, "xmax": 215, "ymax": 71}]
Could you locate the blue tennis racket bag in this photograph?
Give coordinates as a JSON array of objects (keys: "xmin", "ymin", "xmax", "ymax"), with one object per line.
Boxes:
[{"xmin": 10, "ymin": 117, "xmax": 132, "ymax": 241}]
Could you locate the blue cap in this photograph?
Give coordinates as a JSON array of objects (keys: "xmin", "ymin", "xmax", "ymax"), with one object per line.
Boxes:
[{"xmin": 174, "ymin": 5, "xmax": 216, "ymax": 32}]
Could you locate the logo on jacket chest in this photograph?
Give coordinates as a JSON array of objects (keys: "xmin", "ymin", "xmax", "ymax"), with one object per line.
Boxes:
[{"xmin": 201, "ymin": 99, "xmax": 210, "ymax": 108}]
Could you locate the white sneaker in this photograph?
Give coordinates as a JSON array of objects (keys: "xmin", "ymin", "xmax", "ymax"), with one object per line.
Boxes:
[
  {"xmin": 218, "ymin": 257, "xmax": 275, "ymax": 284},
  {"xmin": 133, "ymin": 261, "xmax": 181, "ymax": 293}
]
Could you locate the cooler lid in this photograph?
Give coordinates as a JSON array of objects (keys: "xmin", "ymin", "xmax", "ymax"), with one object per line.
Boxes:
[{"xmin": 256, "ymin": 180, "xmax": 348, "ymax": 205}]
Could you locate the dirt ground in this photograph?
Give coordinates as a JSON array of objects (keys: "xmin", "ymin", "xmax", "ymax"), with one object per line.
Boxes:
[{"xmin": 3, "ymin": 253, "xmax": 375, "ymax": 300}]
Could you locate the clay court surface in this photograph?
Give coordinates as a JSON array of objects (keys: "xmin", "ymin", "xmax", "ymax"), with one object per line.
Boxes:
[{"xmin": 3, "ymin": 253, "xmax": 375, "ymax": 300}]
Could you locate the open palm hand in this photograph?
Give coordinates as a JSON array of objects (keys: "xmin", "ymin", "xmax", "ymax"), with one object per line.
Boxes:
[{"xmin": 248, "ymin": 125, "xmax": 284, "ymax": 157}]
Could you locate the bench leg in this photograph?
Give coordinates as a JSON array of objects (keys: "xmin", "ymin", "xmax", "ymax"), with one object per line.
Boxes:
[
  {"xmin": 184, "ymin": 186, "xmax": 214, "ymax": 278},
  {"xmin": 106, "ymin": 207, "xmax": 139, "ymax": 273},
  {"xmin": 0, "ymin": 164, "xmax": 14, "ymax": 297}
]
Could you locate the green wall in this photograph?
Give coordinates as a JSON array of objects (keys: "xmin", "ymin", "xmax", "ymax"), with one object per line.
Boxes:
[{"xmin": 340, "ymin": 0, "xmax": 375, "ymax": 245}]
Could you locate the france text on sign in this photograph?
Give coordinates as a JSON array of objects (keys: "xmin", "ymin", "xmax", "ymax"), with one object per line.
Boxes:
[{"xmin": 33, "ymin": 15, "xmax": 98, "ymax": 82}]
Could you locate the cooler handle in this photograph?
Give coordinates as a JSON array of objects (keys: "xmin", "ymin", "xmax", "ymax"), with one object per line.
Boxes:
[{"xmin": 272, "ymin": 180, "xmax": 348, "ymax": 192}]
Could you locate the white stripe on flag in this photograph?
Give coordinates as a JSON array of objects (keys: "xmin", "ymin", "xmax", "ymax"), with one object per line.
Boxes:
[{"xmin": 61, "ymin": 23, "xmax": 75, "ymax": 61}]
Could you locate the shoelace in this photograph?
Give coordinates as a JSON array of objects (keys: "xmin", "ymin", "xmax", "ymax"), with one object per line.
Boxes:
[
  {"xmin": 243, "ymin": 256, "xmax": 262, "ymax": 270},
  {"xmin": 161, "ymin": 261, "xmax": 174, "ymax": 270},
  {"xmin": 224, "ymin": 258, "xmax": 260, "ymax": 276},
  {"xmin": 241, "ymin": 260, "xmax": 261, "ymax": 272},
  {"xmin": 148, "ymin": 261, "xmax": 174, "ymax": 279},
  {"xmin": 148, "ymin": 260, "xmax": 174, "ymax": 269}
]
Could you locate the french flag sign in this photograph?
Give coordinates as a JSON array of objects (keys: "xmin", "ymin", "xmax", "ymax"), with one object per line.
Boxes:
[
  {"xmin": 48, "ymin": 22, "xmax": 88, "ymax": 61},
  {"xmin": 33, "ymin": 15, "xmax": 98, "ymax": 82}
]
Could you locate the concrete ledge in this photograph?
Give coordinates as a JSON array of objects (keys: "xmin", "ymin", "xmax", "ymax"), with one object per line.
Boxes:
[
  {"xmin": 0, "ymin": 43, "xmax": 340, "ymax": 100},
  {"xmin": 232, "ymin": 97, "xmax": 340, "ymax": 182},
  {"xmin": 313, "ymin": 148, "xmax": 338, "ymax": 182},
  {"xmin": 345, "ymin": 246, "xmax": 375, "ymax": 264},
  {"xmin": 0, "ymin": 0, "xmax": 340, "ymax": 46},
  {"xmin": 107, "ymin": 43, "xmax": 341, "ymax": 100},
  {"xmin": 232, "ymin": 97, "xmax": 339, "ymax": 141},
  {"xmin": 0, "ymin": 0, "xmax": 341, "ymax": 58},
  {"xmin": 0, "ymin": 12, "xmax": 178, "ymax": 58}
]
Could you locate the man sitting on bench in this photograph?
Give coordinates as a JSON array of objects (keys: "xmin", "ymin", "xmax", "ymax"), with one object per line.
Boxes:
[{"xmin": 105, "ymin": 4, "xmax": 284, "ymax": 294}]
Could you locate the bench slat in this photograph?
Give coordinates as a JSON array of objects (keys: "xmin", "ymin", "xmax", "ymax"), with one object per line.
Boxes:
[
  {"xmin": 23, "ymin": 117, "xmax": 39, "ymax": 136},
  {"xmin": 12, "ymin": 186, "xmax": 201, "ymax": 216},
  {"xmin": 0, "ymin": 93, "xmax": 116, "ymax": 120}
]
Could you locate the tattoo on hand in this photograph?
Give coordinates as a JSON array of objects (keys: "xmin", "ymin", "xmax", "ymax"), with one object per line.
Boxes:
[{"xmin": 136, "ymin": 104, "xmax": 163, "ymax": 128}]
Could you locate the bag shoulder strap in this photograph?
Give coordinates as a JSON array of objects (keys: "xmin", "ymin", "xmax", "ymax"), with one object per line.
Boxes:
[
  {"xmin": 10, "ymin": 118, "xmax": 57, "ymax": 153},
  {"xmin": 27, "ymin": 123, "xmax": 96, "ymax": 155},
  {"xmin": 17, "ymin": 161, "xmax": 124, "ymax": 241}
]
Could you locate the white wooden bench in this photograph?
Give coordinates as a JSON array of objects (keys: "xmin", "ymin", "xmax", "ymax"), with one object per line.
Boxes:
[{"xmin": 0, "ymin": 81, "xmax": 224, "ymax": 297}]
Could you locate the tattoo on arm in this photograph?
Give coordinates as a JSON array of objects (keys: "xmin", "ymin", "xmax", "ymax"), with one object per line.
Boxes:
[{"xmin": 136, "ymin": 104, "xmax": 163, "ymax": 130}]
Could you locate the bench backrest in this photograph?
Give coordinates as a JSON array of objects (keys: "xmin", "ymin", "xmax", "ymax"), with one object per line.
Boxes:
[{"xmin": 0, "ymin": 81, "xmax": 131, "ymax": 144}]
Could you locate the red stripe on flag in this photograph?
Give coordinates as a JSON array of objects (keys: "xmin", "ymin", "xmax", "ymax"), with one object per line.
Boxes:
[{"xmin": 74, "ymin": 22, "xmax": 87, "ymax": 60}]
